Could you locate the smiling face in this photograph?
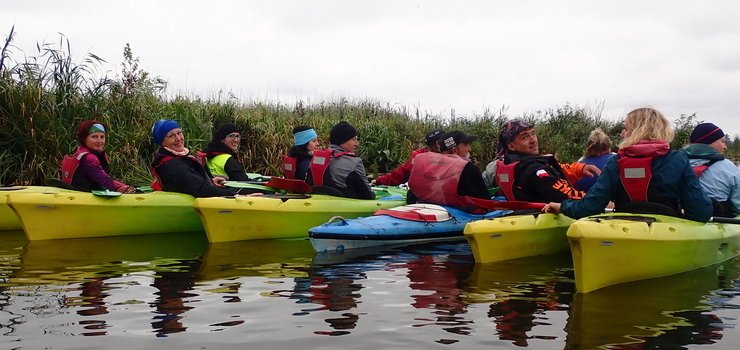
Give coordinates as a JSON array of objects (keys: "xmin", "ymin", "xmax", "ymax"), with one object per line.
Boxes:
[
  {"xmin": 84, "ymin": 132, "xmax": 106, "ymax": 153},
  {"xmin": 507, "ymin": 128, "xmax": 538, "ymax": 155},
  {"xmin": 162, "ymin": 128, "xmax": 186, "ymax": 152},
  {"xmin": 223, "ymin": 132, "xmax": 241, "ymax": 152}
]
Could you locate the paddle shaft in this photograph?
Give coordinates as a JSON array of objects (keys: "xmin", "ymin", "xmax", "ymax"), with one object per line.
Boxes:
[{"xmin": 711, "ymin": 216, "xmax": 740, "ymax": 224}]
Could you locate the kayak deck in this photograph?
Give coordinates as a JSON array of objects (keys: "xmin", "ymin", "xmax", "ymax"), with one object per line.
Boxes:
[
  {"xmin": 567, "ymin": 213, "xmax": 740, "ymax": 293},
  {"xmin": 464, "ymin": 212, "xmax": 574, "ymax": 263},
  {"xmin": 194, "ymin": 194, "xmax": 406, "ymax": 242},
  {"xmin": 7, "ymin": 191, "xmax": 202, "ymax": 240}
]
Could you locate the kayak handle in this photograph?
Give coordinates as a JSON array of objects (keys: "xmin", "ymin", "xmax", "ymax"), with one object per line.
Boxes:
[{"xmin": 326, "ymin": 216, "xmax": 349, "ymax": 226}]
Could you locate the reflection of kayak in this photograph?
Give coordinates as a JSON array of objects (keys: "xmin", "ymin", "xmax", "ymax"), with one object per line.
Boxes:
[
  {"xmin": 566, "ymin": 259, "xmax": 740, "ymax": 349},
  {"xmin": 464, "ymin": 212, "xmax": 574, "ymax": 263},
  {"xmin": 309, "ymin": 204, "xmax": 510, "ymax": 253},
  {"xmin": 1, "ymin": 186, "xmax": 73, "ymax": 231},
  {"xmin": 463, "ymin": 253, "xmax": 572, "ymax": 304},
  {"xmin": 198, "ymin": 238, "xmax": 314, "ymax": 280},
  {"xmin": 7, "ymin": 191, "xmax": 203, "ymax": 240},
  {"xmin": 194, "ymin": 194, "xmax": 405, "ymax": 242},
  {"xmin": 567, "ymin": 213, "xmax": 740, "ymax": 293},
  {"xmin": 11, "ymin": 232, "xmax": 207, "ymax": 285}
]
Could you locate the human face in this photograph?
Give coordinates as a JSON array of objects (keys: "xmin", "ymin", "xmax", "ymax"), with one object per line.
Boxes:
[
  {"xmin": 620, "ymin": 119, "xmax": 633, "ymax": 139},
  {"xmin": 162, "ymin": 128, "xmax": 186, "ymax": 152},
  {"xmin": 223, "ymin": 132, "xmax": 241, "ymax": 152},
  {"xmin": 709, "ymin": 137, "xmax": 727, "ymax": 154},
  {"xmin": 339, "ymin": 136, "xmax": 359, "ymax": 153},
  {"xmin": 507, "ymin": 128, "xmax": 538, "ymax": 155},
  {"xmin": 306, "ymin": 138, "xmax": 319, "ymax": 153},
  {"xmin": 454, "ymin": 143, "xmax": 472, "ymax": 158},
  {"xmin": 84, "ymin": 132, "xmax": 106, "ymax": 153}
]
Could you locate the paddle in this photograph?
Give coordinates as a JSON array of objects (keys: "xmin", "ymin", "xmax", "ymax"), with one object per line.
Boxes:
[
  {"xmin": 266, "ymin": 177, "xmax": 313, "ymax": 194},
  {"xmin": 0, "ymin": 186, "xmax": 26, "ymax": 191},
  {"xmin": 474, "ymin": 199, "xmax": 547, "ymax": 210},
  {"xmin": 91, "ymin": 189, "xmax": 122, "ymax": 197},
  {"xmin": 710, "ymin": 216, "xmax": 740, "ymax": 224},
  {"xmin": 223, "ymin": 181, "xmax": 277, "ymax": 192}
]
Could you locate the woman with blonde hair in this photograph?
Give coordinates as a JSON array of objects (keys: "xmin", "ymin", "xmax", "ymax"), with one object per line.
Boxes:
[
  {"xmin": 574, "ymin": 128, "xmax": 614, "ymax": 191},
  {"xmin": 543, "ymin": 107, "xmax": 712, "ymax": 222}
]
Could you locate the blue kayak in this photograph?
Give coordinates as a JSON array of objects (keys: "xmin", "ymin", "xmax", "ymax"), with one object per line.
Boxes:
[{"xmin": 309, "ymin": 204, "xmax": 511, "ymax": 253}]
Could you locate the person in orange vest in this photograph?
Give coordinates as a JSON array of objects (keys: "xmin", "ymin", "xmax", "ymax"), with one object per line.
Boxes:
[
  {"xmin": 490, "ymin": 119, "xmax": 600, "ymax": 203},
  {"xmin": 61, "ymin": 119, "xmax": 135, "ymax": 193},
  {"xmin": 372, "ymin": 129, "xmax": 445, "ymax": 186}
]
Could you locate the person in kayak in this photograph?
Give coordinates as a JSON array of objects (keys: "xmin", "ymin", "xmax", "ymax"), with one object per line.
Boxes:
[
  {"xmin": 61, "ymin": 119, "xmax": 136, "ymax": 193},
  {"xmin": 372, "ymin": 129, "xmax": 445, "ymax": 186},
  {"xmin": 150, "ymin": 119, "xmax": 263, "ymax": 197},
  {"xmin": 543, "ymin": 107, "xmax": 712, "ymax": 222},
  {"xmin": 307, "ymin": 121, "xmax": 375, "ymax": 199},
  {"xmin": 283, "ymin": 125, "xmax": 319, "ymax": 181},
  {"xmin": 484, "ymin": 119, "xmax": 601, "ymax": 203},
  {"xmin": 573, "ymin": 127, "xmax": 614, "ymax": 191},
  {"xmin": 407, "ymin": 131, "xmax": 491, "ymax": 211},
  {"xmin": 198, "ymin": 123, "xmax": 249, "ymax": 181},
  {"xmin": 684, "ymin": 122, "xmax": 740, "ymax": 217}
]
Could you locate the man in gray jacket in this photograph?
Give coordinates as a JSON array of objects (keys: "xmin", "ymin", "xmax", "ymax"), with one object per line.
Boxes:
[{"xmin": 308, "ymin": 121, "xmax": 375, "ymax": 199}]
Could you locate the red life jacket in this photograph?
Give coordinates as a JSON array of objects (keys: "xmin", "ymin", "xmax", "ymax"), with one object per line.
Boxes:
[
  {"xmin": 495, "ymin": 160, "xmax": 519, "ymax": 201},
  {"xmin": 408, "ymin": 152, "xmax": 490, "ymax": 211},
  {"xmin": 616, "ymin": 141, "xmax": 670, "ymax": 202},
  {"xmin": 61, "ymin": 146, "xmax": 110, "ymax": 185},
  {"xmin": 308, "ymin": 149, "xmax": 352, "ymax": 186},
  {"xmin": 691, "ymin": 159, "xmax": 720, "ymax": 177},
  {"xmin": 149, "ymin": 153, "xmax": 201, "ymax": 191},
  {"xmin": 282, "ymin": 155, "xmax": 298, "ymax": 179}
]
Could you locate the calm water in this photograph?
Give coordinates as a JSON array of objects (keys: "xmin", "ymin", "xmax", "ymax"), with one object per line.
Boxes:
[{"xmin": 0, "ymin": 230, "xmax": 738, "ymax": 349}]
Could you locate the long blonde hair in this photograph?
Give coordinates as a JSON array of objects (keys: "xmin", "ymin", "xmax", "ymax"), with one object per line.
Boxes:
[{"xmin": 619, "ymin": 107, "xmax": 674, "ymax": 148}]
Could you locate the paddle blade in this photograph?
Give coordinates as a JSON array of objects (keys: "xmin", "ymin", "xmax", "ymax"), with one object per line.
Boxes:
[
  {"xmin": 266, "ymin": 177, "xmax": 313, "ymax": 194},
  {"xmin": 91, "ymin": 189, "xmax": 122, "ymax": 197}
]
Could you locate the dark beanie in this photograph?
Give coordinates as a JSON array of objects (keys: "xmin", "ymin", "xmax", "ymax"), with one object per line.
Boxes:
[
  {"xmin": 329, "ymin": 121, "xmax": 358, "ymax": 145},
  {"xmin": 76, "ymin": 119, "xmax": 108, "ymax": 145},
  {"xmin": 213, "ymin": 123, "xmax": 239, "ymax": 142},
  {"xmin": 690, "ymin": 122, "xmax": 724, "ymax": 144}
]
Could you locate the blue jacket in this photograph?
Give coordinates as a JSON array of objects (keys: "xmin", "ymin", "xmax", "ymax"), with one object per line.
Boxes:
[
  {"xmin": 560, "ymin": 149, "xmax": 712, "ymax": 222},
  {"xmin": 574, "ymin": 153, "xmax": 614, "ymax": 191}
]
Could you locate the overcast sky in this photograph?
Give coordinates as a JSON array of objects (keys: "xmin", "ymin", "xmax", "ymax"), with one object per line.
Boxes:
[{"xmin": 3, "ymin": 0, "xmax": 740, "ymax": 137}]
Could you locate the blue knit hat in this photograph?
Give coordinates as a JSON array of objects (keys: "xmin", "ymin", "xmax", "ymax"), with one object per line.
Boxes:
[
  {"xmin": 151, "ymin": 119, "xmax": 181, "ymax": 145},
  {"xmin": 690, "ymin": 122, "xmax": 724, "ymax": 145}
]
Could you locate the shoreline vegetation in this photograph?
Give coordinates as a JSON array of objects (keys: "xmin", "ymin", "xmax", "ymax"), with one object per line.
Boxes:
[{"xmin": 2, "ymin": 29, "xmax": 739, "ymax": 187}]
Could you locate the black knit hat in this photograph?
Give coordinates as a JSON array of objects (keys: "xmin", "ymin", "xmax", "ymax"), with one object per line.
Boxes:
[
  {"xmin": 213, "ymin": 123, "xmax": 240, "ymax": 142},
  {"xmin": 690, "ymin": 122, "xmax": 724, "ymax": 145},
  {"xmin": 329, "ymin": 121, "xmax": 358, "ymax": 145}
]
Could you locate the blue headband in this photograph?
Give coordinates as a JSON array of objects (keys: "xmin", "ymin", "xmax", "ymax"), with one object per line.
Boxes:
[
  {"xmin": 294, "ymin": 128, "xmax": 318, "ymax": 146},
  {"xmin": 89, "ymin": 123, "xmax": 106, "ymax": 134}
]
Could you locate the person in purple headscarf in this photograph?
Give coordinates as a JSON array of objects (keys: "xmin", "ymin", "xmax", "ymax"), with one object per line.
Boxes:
[{"xmin": 483, "ymin": 119, "xmax": 600, "ymax": 203}]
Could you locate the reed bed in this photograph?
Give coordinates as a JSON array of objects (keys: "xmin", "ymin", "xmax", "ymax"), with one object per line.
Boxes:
[{"xmin": 1, "ymin": 30, "xmax": 733, "ymax": 186}]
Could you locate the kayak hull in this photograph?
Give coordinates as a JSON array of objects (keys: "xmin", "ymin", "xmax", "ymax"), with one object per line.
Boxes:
[
  {"xmin": 194, "ymin": 195, "xmax": 406, "ymax": 242},
  {"xmin": 567, "ymin": 213, "xmax": 740, "ymax": 293},
  {"xmin": 1, "ymin": 186, "xmax": 73, "ymax": 231},
  {"xmin": 309, "ymin": 205, "xmax": 509, "ymax": 253},
  {"xmin": 464, "ymin": 213, "xmax": 574, "ymax": 263},
  {"xmin": 7, "ymin": 191, "xmax": 202, "ymax": 240}
]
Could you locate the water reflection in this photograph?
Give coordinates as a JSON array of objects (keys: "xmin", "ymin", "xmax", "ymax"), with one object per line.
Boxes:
[
  {"xmin": 0, "ymin": 232, "xmax": 738, "ymax": 348},
  {"xmin": 565, "ymin": 258, "xmax": 740, "ymax": 349}
]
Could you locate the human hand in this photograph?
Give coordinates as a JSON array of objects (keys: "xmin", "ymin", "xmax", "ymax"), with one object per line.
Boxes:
[
  {"xmin": 212, "ymin": 177, "xmax": 226, "ymax": 187},
  {"xmin": 541, "ymin": 202, "xmax": 561, "ymax": 214},
  {"xmin": 583, "ymin": 164, "xmax": 601, "ymax": 177}
]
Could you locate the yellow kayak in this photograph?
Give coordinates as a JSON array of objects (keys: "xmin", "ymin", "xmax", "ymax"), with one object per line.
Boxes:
[
  {"xmin": 194, "ymin": 194, "xmax": 406, "ymax": 243},
  {"xmin": 464, "ymin": 212, "xmax": 574, "ymax": 263},
  {"xmin": 7, "ymin": 191, "xmax": 203, "ymax": 240},
  {"xmin": 567, "ymin": 213, "xmax": 740, "ymax": 293},
  {"xmin": 1, "ymin": 186, "xmax": 73, "ymax": 231}
]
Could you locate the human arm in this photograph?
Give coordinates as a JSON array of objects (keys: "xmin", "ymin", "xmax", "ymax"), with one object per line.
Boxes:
[
  {"xmin": 558, "ymin": 159, "xmax": 617, "ymax": 219},
  {"xmin": 158, "ymin": 158, "xmax": 241, "ymax": 197},
  {"xmin": 374, "ymin": 153, "xmax": 415, "ymax": 186},
  {"xmin": 521, "ymin": 162, "xmax": 587, "ymax": 202},
  {"xmin": 79, "ymin": 154, "xmax": 134, "ymax": 192},
  {"xmin": 677, "ymin": 155, "xmax": 712, "ymax": 222},
  {"xmin": 224, "ymin": 156, "xmax": 249, "ymax": 181},
  {"xmin": 459, "ymin": 162, "xmax": 491, "ymax": 199}
]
